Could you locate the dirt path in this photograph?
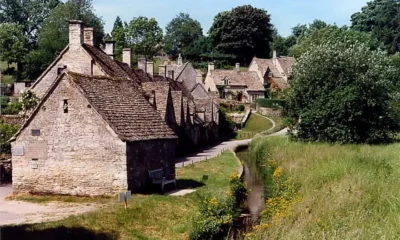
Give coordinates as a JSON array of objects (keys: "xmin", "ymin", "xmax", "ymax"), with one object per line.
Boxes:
[{"xmin": 0, "ymin": 185, "xmax": 100, "ymax": 226}]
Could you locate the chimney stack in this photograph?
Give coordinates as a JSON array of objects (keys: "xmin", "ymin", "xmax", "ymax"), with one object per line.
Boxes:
[
  {"xmin": 69, "ymin": 20, "xmax": 84, "ymax": 50},
  {"xmin": 196, "ymin": 73, "xmax": 203, "ymax": 84},
  {"xmin": 138, "ymin": 57, "xmax": 146, "ymax": 71},
  {"xmin": 235, "ymin": 63, "xmax": 240, "ymax": 72},
  {"xmin": 167, "ymin": 70, "xmax": 175, "ymax": 80},
  {"xmin": 273, "ymin": 50, "xmax": 277, "ymax": 66},
  {"xmin": 122, "ymin": 48, "xmax": 131, "ymax": 67},
  {"xmin": 178, "ymin": 54, "xmax": 183, "ymax": 66},
  {"xmin": 83, "ymin": 27, "xmax": 94, "ymax": 46},
  {"xmin": 159, "ymin": 65, "xmax": 167, "ymax": 77},
  {"xmin": 104, "ymin": 40, "xmax": 116, "ymax": 59},
  {"xmin": 146, "ymin": 62, "xmax": 154, "ymax": 76},
  {"xmin": 208, "ymin": 62, "xmax": 215, "ymax": 72}
]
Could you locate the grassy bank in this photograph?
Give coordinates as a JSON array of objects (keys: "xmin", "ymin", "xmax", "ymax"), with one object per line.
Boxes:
[
  {"xmin": 3, "ymin": 152, "xmax": 240, "ymax": 240},
  {"xmin": 236, "ymin": 113, "xmax": 273, "ymax": 140},
  {"xmin": 248, "ymin": 136, "xmax": 400, "ymax": 239}
]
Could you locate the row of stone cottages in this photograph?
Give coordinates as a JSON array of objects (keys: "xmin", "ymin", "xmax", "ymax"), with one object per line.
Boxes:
[{"xmin": 9, "ymin": 20, "xmax": 218, "ymax": 196}]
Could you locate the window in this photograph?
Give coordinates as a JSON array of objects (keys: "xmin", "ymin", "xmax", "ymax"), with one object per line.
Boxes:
[
  {"xmin": 63, "ymin": 99, "xmax": 68, "ymax": 113},
  {"xmin": 31, "ymin": 129, "xmax": 40, "ymax": 136}
]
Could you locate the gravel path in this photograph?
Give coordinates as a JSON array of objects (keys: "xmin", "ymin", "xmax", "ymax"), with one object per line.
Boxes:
[{"xmin": 0, "ymin": 184, "xmax": 100, "ymax": 226}]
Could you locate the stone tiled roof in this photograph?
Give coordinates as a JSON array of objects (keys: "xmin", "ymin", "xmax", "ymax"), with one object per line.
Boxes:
[
  {"xmin": 166, "ymin": 62, "xmax": 188, "ymax": 80},
  {"xmin": 210, "ymin": 70, "xmax": 265, "ymax": 91},
  {"xmin": 277, "ymin": 57, "xmax": 296, "ymax": 75},
  {"xmin": 69, "ymin": 72, "xmax": 176, "ymax": 141},
  {"xmin": 271, "ymin": 77, "xmax": 289, "ymax": 90}
]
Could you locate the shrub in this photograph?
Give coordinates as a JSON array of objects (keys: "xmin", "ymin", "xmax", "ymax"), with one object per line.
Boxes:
[
  {"xmin": 0, "ymin": 121, "xmax": 19, "ymax": 154},
  {"xmin": 235, "ymin": 104, "xmax": 245, "ymax": 112},
  {"xmin": 256, "ymin": 99, "xmax": 286, "ymax": 108},
  {"xmin": 286, "ymin": 41, "xmax": 399, "ymax": 144},
  {"xmin": 3, "ymin": 102, "xmax": 22, "ymax": 115}
]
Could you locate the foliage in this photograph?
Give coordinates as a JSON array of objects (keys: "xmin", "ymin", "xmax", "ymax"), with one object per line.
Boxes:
[
  {"xmin": 20, "ymin": 90, "xmax": 39, "ymax": 113},
  {"xmin": 0, "ymin": 121, "xmax": 19, "ymax": 154},
  {"xmin": 126, "ymin": 16, "xmax": 163, "ymax": 59},
  {"xmin": 218, "ymin": 106, "xmax": 237, "ymax": 140},
  {"xmin": 351, "ymin": 0, "xmax": 400, "ymax": 54},
  {"xmin": 0, "ymin": 23, "xmax": 28, "ymax": 66},
  {"xmin": 24, "ymin": 0, "xmax": 104, "ymax": 79},
  {"xmin": 286, "ymin": 40, "xmax": 399, "ymax": 144},
  {"xmin": 271, "ymin": 30, "xmax": 296, "ymax": 56},
  {"xmin": 256, "ymin": 99, "xmax": 286, "ymax": 109},
  {"xmin": 111, "ymin": 16, "xmax": 127, "ymax": 61},
  {"xmin": 184, "ymin": 36, "xmax": 213, "ymax": 61},
  {"xmin": 209, "ymin": 5, "xmax": 274, "ymax": 63},
  {"xmin": 164, "ymin": 13, "xmax": 203, "ymax": 58},
  {"xmin": 289, "ymin": 26, "xmax": 379, "ymax": 58},
  {"xmin": 2, "ymin": 102, "xmax": 22, "ymax": 115}
]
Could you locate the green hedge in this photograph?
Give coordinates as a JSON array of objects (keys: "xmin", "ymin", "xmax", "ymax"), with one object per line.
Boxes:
[{"xmin": 256, "ymin": 99, "xmax": 286, "ymax": 108}]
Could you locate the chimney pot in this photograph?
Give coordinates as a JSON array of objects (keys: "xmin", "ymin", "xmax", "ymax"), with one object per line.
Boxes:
[{"xmin": 122, "ymin": 48, "xmax": 132, "ymax": 67}]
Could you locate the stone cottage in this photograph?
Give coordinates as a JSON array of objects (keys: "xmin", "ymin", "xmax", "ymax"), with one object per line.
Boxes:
[
  {"xmin": 10, "ymin": 72, "xmax": 176, "ymax": 196},
  {"xmin": 204, "ymin": 63, "xmax": 265, "ymax": 103},
  {"xmin": 248, "ymin": 50, "xmax": 296, "ymax": 92}
]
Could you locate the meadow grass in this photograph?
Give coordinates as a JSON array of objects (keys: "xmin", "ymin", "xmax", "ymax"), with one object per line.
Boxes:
[
  {"xmin": 3, "ymin": 151, "xmax": 240, "ymax": 240},
  {"xmin": 249, "ymin": 136, "xmax": 400, "ymax": 240},
  {"xmin": 236, "ymin": 113, "xmax": 273, "ymax": 140}
]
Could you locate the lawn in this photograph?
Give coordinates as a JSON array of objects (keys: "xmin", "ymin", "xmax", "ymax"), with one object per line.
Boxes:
[
  {"xmin": 249, "ymin": 136, "xmax": 400, "ymax": 240},
  {"xmin": 3, "ymin": 151, "xmax": 240, "ymax": 240},
  {"xmin": 236, "ymin": 113, "xmax": 273, "ymax": 139}
]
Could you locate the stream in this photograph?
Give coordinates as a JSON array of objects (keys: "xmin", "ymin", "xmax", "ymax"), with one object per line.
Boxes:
[{"xmin": 228, "ymin": 145, "xmax": 266, "ymax": 239}]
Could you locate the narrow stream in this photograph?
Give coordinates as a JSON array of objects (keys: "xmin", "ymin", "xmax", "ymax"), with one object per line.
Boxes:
[{"xmin": 228, "ymin": 146, "xmax": 266, "ymax": 239}]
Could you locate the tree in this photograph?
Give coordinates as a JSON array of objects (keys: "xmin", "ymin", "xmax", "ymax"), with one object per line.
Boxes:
[
  {"xmin": 164, "ymin": 13, "xmax": 203, "ymax": 58},
  {"xmin": 271, "ymin": 29, "xmax": 296, "ymax": 56},
  {"xmin": 184, "ymin": 36, "xmax": 213, "ymax": 61},
  {"xmin": 351, "ymin": 0, "xmax": 400, "ymax": 54},
  {"xmin": 286, "ymin": 41, "xmax": 399, "ymax": 144},
  {"xmin": 288, "ymin": 26, "xmax": 379, "ymax": 58},
  {"xmin": 24, "ymin": 0, "xmax": 104, "ymax": 79},
  {"xmin": 291, "ymin": 24, "xmax": 308, "ymax": 39},
  {"xmin": 126, "ymin": 16, "xmax": 162, "ymax": 59},
  {"xmin": 0, "ymin": 23, "xmax": 28, "ymax": 69},
  {"xmin": 209, "ymin": 5, "xmax": 274, "ymax": 63},
  {"xmin": 111, "ymin": 16, "xmax": 127, "ymax": 61},
  {"xmin": 0, "ymin": 0, "xmax": 60, "ymax": 45}
]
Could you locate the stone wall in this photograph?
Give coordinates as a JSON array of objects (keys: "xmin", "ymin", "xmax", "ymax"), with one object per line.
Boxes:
[
  {"xmin": 126, "ymin": 139, "xmax": 176, "ymax": 192},
  {"xmin": 12, "ymin": 76, "xmax": 127, "ymax": 196},
  {"xmin": 258, "ymin": 107, "xmax": 283, "ymax": 117}
]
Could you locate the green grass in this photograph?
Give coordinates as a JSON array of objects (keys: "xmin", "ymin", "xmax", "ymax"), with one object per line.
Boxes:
[
  {"xmin": 249, "ymin": 136, "xmax": 400, "ymax": 240},
  {"xmin": 236, "ymin": 113, "xmax": 273, "ymax": 139},
  {"xmin": 154, "ymin": 58, "xmax": 162, "ymax": 75},
  {"xmin": 2, "ymin": 74, "xmax": 17, "ymax": 84},
  {"xmin": 3, "ymin": 152, "xmax": 240, "ymax": 240},
  {"xmin": 0, "ymin": 61, "xmax": 17, "ymax": 70}
]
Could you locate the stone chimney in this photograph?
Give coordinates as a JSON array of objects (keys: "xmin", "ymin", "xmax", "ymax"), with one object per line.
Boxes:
[
  {"xmin": 159, "ymin": 65, "xmax": 167, "ymax": 77},
  {"xmin": 167, "ymin": 70, "xmax": 175, "ymax": 80},
  {"xmin": 69, "ymin": 20, "xmax": 84, "ymax": 50},
  {"xmin": 235, "ymin": 63, "xmax": 240, "ymax": 72},
  {"xmin": 122, "ymin": 48, "xmax": 131, "ymax": 67},
  {"xmin": 208, "ymin": 62, "xmax": 215, "ymax": 72},
  {"xmin": 104, "ymin": 40, "xmax": 116, "ymax": 59},
  {"xmin": 138, "ymin": 57, "xmax": 146, "ymax": 71},
  {"xmin": 83, "ymin": 27, "xmax": 94, "ymax": 46},
  {"xmin": 196, "ymin": 73, "xmax": 203, "ymax": 84},
  {"xmin": 177, "ymin": 54, "xmax": 183, "ymax": 66},
  {"xmin": 146, "ymin": 61, "xmax": 154, "ymax": 76},
  {"xmin": 273, "ymin": 50, "xmax": 277, "ymax": 66}
]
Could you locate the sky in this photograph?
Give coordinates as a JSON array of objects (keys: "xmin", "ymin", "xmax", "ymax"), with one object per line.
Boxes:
[{"xmin": 91, "ymin": 0, "xmax": 369, "ymax": 37}]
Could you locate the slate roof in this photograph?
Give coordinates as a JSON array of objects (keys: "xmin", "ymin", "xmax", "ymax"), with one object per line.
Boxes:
[
  {"xmin": 253, "ymin": 57, "xmax": 296, "ymax": 77},
  {"xmin": 69, "ymin": 72, "xmax": 176, "ymax": 141},
  {"xmin": 210, "ymin": 70, "xmax": 265, "ymax": 91},
  {"xmin": 270, "ymin": 77, "xmax": 289, "ymax": 90},
  {"xmin": 277, "ymin": 57, "xmax": 296, "ymax": 75},
  {"xmin": 166, "ymin": 62, "xmax": 188, "ymax": 80}
]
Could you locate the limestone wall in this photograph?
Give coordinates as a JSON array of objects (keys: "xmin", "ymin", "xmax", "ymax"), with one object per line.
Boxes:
[
  {"xmin": 258, "ymin": 107, "xmax": 283, "ymax": 117},
  {"xmin": 12, "ymin": 76, "xmax": 127, "ymax": 196}
]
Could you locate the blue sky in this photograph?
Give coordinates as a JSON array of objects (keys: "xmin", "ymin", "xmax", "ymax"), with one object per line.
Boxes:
[{"xmin": 91, "ymin": 0, "xmax": 369, "ymax": 37}]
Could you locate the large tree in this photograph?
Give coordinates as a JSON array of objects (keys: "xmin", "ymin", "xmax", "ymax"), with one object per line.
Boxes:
[
  {"xmin": 209, "ymin": 5, "xmax": 274, "ymax": 63},
  {"xmin": 351, "ymin": 0, "xmax": 400, "ymax": 54},
  {"xmin": 271, "ymin": 29, "xmax": 296, "ymax": 56},
  {"xmin": 24, "ymin": 0, "xmax": 104, "ymax": 79},
  {"xmin": 111, "ymin": 16, "xmax": 127, "ymax": 61},
  {"xmin": 0, "ymin": 23, "xmax": 28, "ymax": 70},
  {"xmin": 126, "ymin": 16, "xmax": 162, "ymax": 59},
  {"xmin": 286, "ymin": 40, "xmax": 399, "ymax": 144},
  {"xmin": 0, "ymin": 0, "xmax": 60, "ymax": 45},
  {"xmin": 164, "ymin": 13, "xmax": 203, "ymax": 58}
]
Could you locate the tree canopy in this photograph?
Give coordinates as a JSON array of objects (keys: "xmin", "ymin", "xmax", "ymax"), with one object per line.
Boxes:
[
  {"xmin": 126, "ymin": 16, "xmax": 163, "ymax": 59},
  {"xmin": 351, "ymin": 0, "xmax": 400, "ymax": 54},
  {"xmin": 209, "ymin": 5, "xmax": 273, "ymax": 63},
  {"xmin": 111, "ymin": 16, "xmax": 127, "ymax": 61},
  {"xmin": 0, "ymin": 23, "xmax": 28, "ymax": 66},
  {"xmin": 286, "ymin": 40, "xmax": 399, "ymax": 143},
  {"xmin": 164, "ymin": 13, "xmax": 203, "ymax": 58}
]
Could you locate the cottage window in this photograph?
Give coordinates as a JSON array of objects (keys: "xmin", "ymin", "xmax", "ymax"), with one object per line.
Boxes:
[
  {"xmin": 63, "ymin": 99, "xmax": 68, "ymax": 113},
  {"xmin": 31, "ymin": 129, "xmax": 40, "ymax": 136}
]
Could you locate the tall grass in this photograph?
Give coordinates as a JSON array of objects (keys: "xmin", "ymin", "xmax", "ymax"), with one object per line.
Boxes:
[{"xmin": 248, "ymin": 136, "xmax": 400, "ymax": 239}]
